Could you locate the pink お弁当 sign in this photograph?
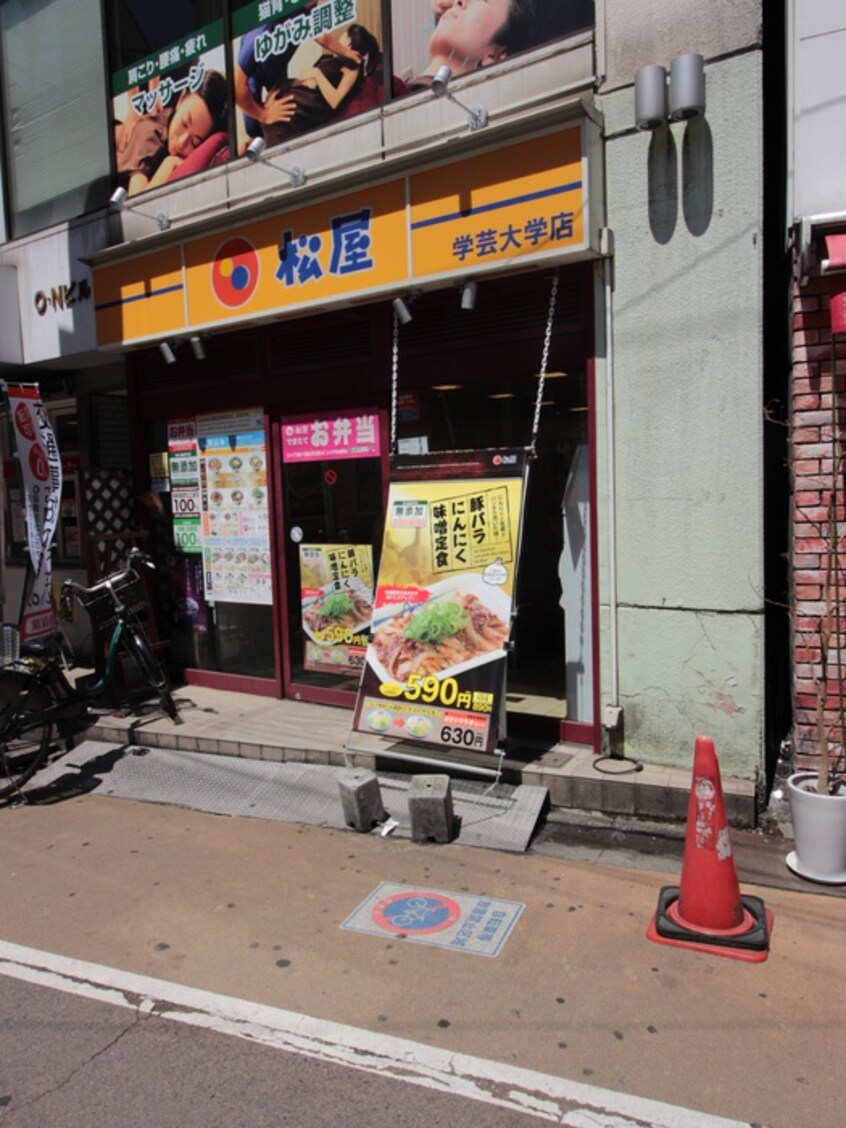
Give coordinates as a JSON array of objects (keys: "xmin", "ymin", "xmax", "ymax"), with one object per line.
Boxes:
[{"xmin": 281, "ymin": 410, "xmax": 380, "ymax": 463}]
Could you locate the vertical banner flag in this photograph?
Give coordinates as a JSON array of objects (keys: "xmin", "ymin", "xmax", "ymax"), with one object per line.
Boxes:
[
  {"xmin": 4, "ymin": 384, "xmax": 62, "ymax": 640},
  {"xmin": 353, "ymin": 449, "xmax": 528, "ymax": 756}
]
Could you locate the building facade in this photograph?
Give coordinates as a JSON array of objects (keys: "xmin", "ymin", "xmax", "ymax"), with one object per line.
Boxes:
[
  {"xmin": 788, "ymin": 0, "xmax": 846, "ymax": 776},
  {"xmin": 0, "ymin": 1, "xmax": 787, "ymax": 800}
]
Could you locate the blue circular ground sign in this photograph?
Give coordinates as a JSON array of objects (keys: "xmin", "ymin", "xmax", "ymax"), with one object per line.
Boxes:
[{"xmin": 372, "ymin": 891, "xmax": 461, "ymax": 936}]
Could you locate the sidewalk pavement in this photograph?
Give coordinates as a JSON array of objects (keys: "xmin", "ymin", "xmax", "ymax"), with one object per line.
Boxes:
[
  {"xmin": 86, "ymin": 681, "xmax": 823, "ymax": 896},
  {"xmin": 88, "ymin": 682, "xmax": 760, "ymax": 826},
  {"xmin": 1, "ymin": 686, "xmax": 843, "ymax": 1127}
]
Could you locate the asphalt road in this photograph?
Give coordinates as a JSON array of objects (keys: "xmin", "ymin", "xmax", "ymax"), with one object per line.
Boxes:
[
  {"xmin": 1, "ymin": 787, "xmax": 842, "ymax": 1128},
  {"xmin": 1, "ymin": 972, "xmax": 545, "ymax": 1128}
]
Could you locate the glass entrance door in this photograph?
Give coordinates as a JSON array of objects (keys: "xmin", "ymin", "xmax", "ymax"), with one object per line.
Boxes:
[{"xmin": 279, "ymin": 409, "xmax": 387, "ymax": 702}]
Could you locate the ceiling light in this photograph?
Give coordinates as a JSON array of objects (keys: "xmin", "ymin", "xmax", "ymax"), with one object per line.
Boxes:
[
  {"xmin": 460, "ymin": 280, "xmax": 477, "ymax": 311},
  {"xmin": 393, "ymin": 296, "xmax": 413, "ymax": 325},
  {"xmin": 669, "ymin": 53, "xmax": 705, "ymax": 122},
  {"xmin": 634, "ymin": 65, "xmax": 668, "ymax": 131}
]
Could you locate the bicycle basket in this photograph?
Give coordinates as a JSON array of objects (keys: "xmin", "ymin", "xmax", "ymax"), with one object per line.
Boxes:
[
  {"xmin": 77, "ymin": 571, "xmax": 148, "ymax": 630},
  {"xmin": 0, "ymin": 623, "xmax": 20, "ymax": 668}
]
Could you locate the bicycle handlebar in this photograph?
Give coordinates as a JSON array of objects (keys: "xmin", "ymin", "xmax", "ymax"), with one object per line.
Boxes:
[{"xmin": 60, "ymin": 550, "xmax": 155, "ymax": 611}]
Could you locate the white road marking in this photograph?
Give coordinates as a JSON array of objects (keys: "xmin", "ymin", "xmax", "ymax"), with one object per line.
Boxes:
[{"xmin": 0, "ymin": 939, "xmax": 750, "ymax": 1128}]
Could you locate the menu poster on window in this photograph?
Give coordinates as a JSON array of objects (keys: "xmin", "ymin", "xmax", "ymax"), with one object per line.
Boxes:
[
  {"xmin": 59, "ymin": 456, "xmax": 81, "ymax": 561},
  {"xmin": 168, "ymin": 418, "xmax": 202, "ymax": 554},
  {"xmin": 353, "ymin": 449, "xmax": 528, "ymax": 756},
  {"xmin": 300, "ymin": 543, "xmax": 374, "ymax": 674},
  {"xmin": 198, "ymin": 409, "xmax": 271, "ymax": 605}
]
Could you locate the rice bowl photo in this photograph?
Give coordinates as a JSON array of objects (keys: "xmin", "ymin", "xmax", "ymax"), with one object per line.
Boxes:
[
  {"xmin": 368, "ymin": 574, "xmax": 511, "ymax": 685},
  {"xmin": 302, "ymin": 576, "xmax": 373, "ymax": 644}
]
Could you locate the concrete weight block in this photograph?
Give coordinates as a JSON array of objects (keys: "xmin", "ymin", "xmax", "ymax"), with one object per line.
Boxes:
[
  {"xmin": 338, "ymin": 769, "xmax": 386, "ymax": 832},
  {"xmin": 408, "ymin": 774, "xmax": 457, "ymax": 844}
]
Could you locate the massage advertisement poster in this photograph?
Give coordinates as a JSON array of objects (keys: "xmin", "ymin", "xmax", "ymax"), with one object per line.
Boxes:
[
  {"xmin": 197, "ymin": 409, "xmax": 272, "ymax": 605},
  {"xmin": 111, "ymin": 19, "xmax": 228, "ymax": 199},
  {"xmin": 353, "ymin": 449, "xmax": 528, "ymax": 755},
  {"xmin": 389, "ymin": 1, "xmax": 595, "ymax": 101},
  {"xmin": 232, "ymin": 0, "xmax": 384, "ymax": 157},
  {"xmin": 300, "ymin": 543, "xmax": 374, "ymax": 674}
]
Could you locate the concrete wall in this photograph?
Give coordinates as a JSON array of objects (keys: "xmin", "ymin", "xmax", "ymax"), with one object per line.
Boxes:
[
  {"xmin": 601, "ymin": 0, "xmax": 762, "ymax": 88},
  {"xmin": 596, "ymin": 41, "xmax": 766, "ymax": 780}
]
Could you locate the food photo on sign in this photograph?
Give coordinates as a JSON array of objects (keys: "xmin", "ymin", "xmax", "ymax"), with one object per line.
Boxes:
[
  {"xmin": 353, "ymin": 449, "xmax": 527, "ymax": 756},
  {"xmin": 299, "ymin": 544, "xmax": 374, "ymax": 675}
]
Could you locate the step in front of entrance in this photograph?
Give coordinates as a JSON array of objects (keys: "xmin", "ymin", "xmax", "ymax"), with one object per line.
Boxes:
[{"xmin": 87, "ymin": 687, "xmax": 757, "ymax": 830}]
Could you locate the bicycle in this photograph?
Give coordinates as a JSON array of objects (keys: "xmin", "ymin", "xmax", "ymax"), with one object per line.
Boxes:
[{"xmin": 0, "ymin": 549, "xmax": 180, "ymax": 801}]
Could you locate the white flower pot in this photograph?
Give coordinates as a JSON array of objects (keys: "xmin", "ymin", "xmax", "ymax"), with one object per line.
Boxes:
[{"xmin": 786, "ymin": 772, "xmax": 846, "ymax": 885}]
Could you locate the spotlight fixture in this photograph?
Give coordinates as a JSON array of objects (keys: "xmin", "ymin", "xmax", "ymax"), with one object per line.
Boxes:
[
  {"xmin": 245, "ymin": 136, "xmax": 267, "ymax": 161},
  {"xmin": 109, "ymin": 184, "xmax": 171, "ymax": 230},
  {"xmin": 159, "ymin": 341, "xmax": 176, "ymax": 365},
  {"xmin": 393, "ymin": 296, "xmax": 413, "ymax": 325},
  {"xmin": 460, "ymin": 280, "xmax": 477, "ymax": 311},
  {"xmin": 634, "ymin": 65, "xmax": 667, "ymax": 130},
  {"xmin": 669, "ymin": 53, "xmax": 705, "ymax": 121},
  {"xmin": 245, "ymin": 136, "xmax": 306, "ymax": 187},
  {"xmin": 189, "ymin": 335, "xmax": 206, "ymax": 361},
  {"xmin": 431, "ymin": 65, "xmax": 488, "ymax": 131}
]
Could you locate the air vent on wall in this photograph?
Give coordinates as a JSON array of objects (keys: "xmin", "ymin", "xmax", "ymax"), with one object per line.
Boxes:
[
  {"xmin": 139, "ymin": 335, "xmax": 261, "ymax": 390},
  {"xmin": 269, "ymin": 317, "xmax": 373, "ymax": 373},
  {"xmin": 397, "ymin": 274, "xmax": 583, "ymax": 354}
]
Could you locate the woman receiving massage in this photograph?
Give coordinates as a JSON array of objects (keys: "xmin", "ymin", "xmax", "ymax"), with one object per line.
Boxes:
[{"xmin": 260, "ymin": 24, "xmax": 381, "ymax": 146}]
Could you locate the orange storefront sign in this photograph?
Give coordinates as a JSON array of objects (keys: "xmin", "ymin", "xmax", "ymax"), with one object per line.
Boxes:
[{"xmin": 93, "ymin": 127, "xmax": 589, "ymax": 348}]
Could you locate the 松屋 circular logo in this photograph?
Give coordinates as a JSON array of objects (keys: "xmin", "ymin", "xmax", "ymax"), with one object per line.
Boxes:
[{"xmin": 211, "ymin": 237, "xmax": 260, "ymax": 308}]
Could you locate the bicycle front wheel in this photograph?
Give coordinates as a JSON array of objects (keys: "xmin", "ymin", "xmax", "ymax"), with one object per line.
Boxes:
[
  {"xmin": 123, "ymin": 627, "xmax": 179, "ymax": 722},
  {"xmin": 0, "ymin": 718, "xmax": 53, "ymax": 801}
]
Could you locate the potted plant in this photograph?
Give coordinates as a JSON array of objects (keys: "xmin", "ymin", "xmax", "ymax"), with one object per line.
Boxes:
[{"xmin": 788, "ymin": 330, "xmax": 846, "ymax": 884}]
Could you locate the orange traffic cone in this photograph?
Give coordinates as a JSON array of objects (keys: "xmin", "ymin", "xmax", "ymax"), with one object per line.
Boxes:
[{"xmin": 646, "ymin": 735, "xmax": 773, "ymax": 962}]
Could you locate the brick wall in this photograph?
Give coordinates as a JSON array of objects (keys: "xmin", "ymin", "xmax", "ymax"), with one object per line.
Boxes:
[{"xmin": 791, "ymin": 274, "xmax": 846, "ymax": 769}]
